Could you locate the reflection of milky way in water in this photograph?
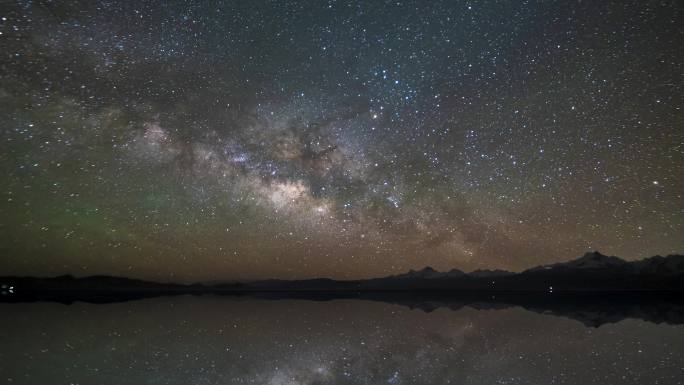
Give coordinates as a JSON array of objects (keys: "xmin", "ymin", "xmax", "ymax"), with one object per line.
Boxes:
[{"xmin": 1, "ymin": 297, "xmax": 683, "ymax": 384}]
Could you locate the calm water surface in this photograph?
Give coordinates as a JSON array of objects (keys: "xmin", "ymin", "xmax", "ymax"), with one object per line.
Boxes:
[{"xmin": 1, "ymin": 296, "xmax": 682, "ymax": 385}]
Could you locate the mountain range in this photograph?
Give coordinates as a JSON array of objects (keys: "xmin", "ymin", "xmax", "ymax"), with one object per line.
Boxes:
[
  {"xmin": 2, "ymin": 251, "xmax": 684, "ymax": 327},
  {"xmin": 2, "ymin": 251, "xmax": 683, "ymax": 295}
]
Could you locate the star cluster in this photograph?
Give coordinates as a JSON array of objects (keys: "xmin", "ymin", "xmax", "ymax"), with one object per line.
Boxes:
[{"xmin": 0, "ymin": 0, "xmax": 682, "ymax": 280}]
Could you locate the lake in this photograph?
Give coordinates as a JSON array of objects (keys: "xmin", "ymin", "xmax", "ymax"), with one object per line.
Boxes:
[{"xmin": 1, "ymin": 295, "xmax": 683, "ymax": 384}]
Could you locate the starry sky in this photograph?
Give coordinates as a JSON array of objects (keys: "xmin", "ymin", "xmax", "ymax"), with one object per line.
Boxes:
[{"xmin": 0, "ymin": 0, "xmax": 682, "ymax": 281}]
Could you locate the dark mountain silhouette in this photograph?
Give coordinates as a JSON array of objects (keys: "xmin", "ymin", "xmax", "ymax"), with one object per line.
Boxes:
[
  {"xmin": 225, "ymin": 252, "xmax": 683, "ymax": 292},
  {"xmin": 468, "ymin": 269, "xmax": 515, "ymax": 278},
  {"xmin": 3, "ymin": 252, "xmax": 683, "ymax": 295},
  {"xmin": 0, "ymin": 274, "xmax": 197, "ymax": 303},
  {"xmin": 525, "ymin": 251, "xmax": 629, "ymax": 272},
  {"xmin": 2, "ymin": 252, "xmax": 683, "ymax": 326},
  {"xmin": 390, "ymin": 267, "xmax": 466, "ymax": 279}
]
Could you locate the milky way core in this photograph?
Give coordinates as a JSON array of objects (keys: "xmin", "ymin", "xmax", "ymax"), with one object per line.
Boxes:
[{"xmin": 0, "ymin": 1, "xmax": 682, "ymax": 281}]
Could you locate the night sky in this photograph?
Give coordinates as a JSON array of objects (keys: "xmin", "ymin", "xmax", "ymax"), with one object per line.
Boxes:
[{"xmin": 1, "ymin": 0, "xmax": 682, "ymax": 281}]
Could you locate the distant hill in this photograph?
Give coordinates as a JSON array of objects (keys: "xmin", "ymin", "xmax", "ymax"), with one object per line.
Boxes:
[
  {"xmin": 223, "ymin": 251, "xmax": 684, "ymax": 292},
  {"xmin": 2, "ymin": 252, "xmax": 684, "ymax": 326},
  {"xmin": 2, "ymin": 252, "xmax": 683, "ymax": 296},
  {"xmin": 0, "ymin": 275, "xmax": 195, "ymax": 303},
  {"xmin": 1, "ymin": 274, "xmax": 186, "ymax": 290}
]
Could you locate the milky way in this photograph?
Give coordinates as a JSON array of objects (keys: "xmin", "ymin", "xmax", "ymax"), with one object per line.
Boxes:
[{"xmin": 0, "ymin": 1, "xmax": 682, "ymax": 281}]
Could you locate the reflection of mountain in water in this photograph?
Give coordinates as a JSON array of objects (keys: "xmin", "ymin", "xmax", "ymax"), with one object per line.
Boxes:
[
  {"xmin": 2, "ymin": 252, "xmax": 683, "ymax": 327},
  {"xmin": 234, "ymin": 291, "xmax": 684, "ymax": 328}
]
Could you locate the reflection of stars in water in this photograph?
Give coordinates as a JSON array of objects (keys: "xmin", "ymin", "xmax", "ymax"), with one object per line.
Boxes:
[{"xmin": 4, "ymin": 298, "xmax": 681, "ymax": 384}]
